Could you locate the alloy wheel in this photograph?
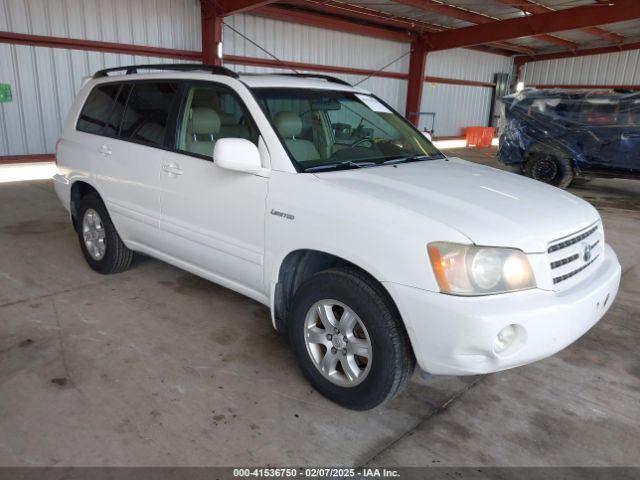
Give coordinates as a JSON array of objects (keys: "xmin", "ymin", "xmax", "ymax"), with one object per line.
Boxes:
[
  {"xmin": 82, "ymin": 208, "xmax": 107, "ymax": 261},
  {"xmin": 303, "ymin": 299, "xmax": 372, "ymax": 387}
]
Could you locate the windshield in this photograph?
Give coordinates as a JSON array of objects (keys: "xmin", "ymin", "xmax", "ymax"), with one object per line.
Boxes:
[{"xmin": 253, "ymin": 88, "xmax": 443, "ymax": 172}]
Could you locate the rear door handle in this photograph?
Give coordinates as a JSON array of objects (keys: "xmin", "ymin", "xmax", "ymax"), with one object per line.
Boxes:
[
  {"xmin": 162, "ymin": 163, "xmax": 184, "ymax": 176},
  {"xmin": 98, "ymin": 145, "xmax": 112, "ymax": 156}
]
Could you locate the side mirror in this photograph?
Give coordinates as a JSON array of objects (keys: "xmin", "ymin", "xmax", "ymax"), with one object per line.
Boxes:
[{"xmin": 213, "ymin": 138, "xmax": 262, "ymax": 173}]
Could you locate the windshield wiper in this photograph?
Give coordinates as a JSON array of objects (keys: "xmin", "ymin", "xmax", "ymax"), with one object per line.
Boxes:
[
  {"xmin": 382, "ymin": 154, "xmax": 444, "ymax": 165},
  {"xmin": 303, "ymin": 160, "xmax": 377, "ymax": 172}
]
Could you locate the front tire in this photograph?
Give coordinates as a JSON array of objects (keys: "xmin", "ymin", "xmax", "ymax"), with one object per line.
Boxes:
[
  {"xmin": 288, "ymin": 268, "xmax": 414, "ymax": 410},
  {"xmin": 76, "ymin": 193, "xmax": 133, "ymax": 274}
]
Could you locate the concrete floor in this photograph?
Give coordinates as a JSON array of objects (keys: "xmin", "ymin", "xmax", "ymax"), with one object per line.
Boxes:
[{"xmin": 0, "ymin": 150, "xmax": 639, "ymax": 466}]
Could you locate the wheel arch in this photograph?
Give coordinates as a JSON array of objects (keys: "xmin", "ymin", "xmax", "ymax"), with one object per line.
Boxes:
[
  {"xmin": 524, "ymin": 141, "xmax": 576, "ymax": 168},
  {"xmin": 272, "ymin": 249, "xmax": 402, "ymax": 335},
  {"xmin": 70, "ymin": 180, "xmax": 100, "ymax": 230}
]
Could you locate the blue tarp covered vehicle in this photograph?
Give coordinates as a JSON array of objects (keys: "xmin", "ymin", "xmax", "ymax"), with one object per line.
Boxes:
[{"xmin": 498, "ymin": 88, "xmax": 640, "ymax": 188}]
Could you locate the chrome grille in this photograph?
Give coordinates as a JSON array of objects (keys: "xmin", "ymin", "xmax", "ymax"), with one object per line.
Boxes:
[
  {"xmin": 547, "ymin": 224, "xmax": 598, "ymax": 253},
  {"xmin": 552, "ymin": 255, "xmax": 599, "ymax": 284},
  {"xmin": 547, "ymin": 222, "xmax": 603, "ymax": 290}
]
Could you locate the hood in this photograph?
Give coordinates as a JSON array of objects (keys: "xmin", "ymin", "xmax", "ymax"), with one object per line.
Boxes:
[{"xmin": 315, "ymin": 158, "xmax": 599, "ymax": 253}]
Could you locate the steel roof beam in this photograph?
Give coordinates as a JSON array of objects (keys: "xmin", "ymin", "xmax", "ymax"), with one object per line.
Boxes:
[
  {"xmin": 496, "ymin": 0, "xmax": 624, "ymax": 44},
  {"xmin": 515, "ymin": 39, "xmax": 640, "ymax": 64},
  {"xmin": 213, "ymin": 0, "xmax": 280, "ymax": 16},
  {"xmin": 391, "ymin": 0, "xmax": 577, "ymax": 49},
  {"xmin": 424, "ymin": 0, "xmax": 640, "ymax": 51},
  {"xmin": 276, "ymin": 1, "xmax": 537, "ymax": 55}
]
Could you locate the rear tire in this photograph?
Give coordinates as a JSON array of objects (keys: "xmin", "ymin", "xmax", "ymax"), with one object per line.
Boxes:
[
  {"xmin": 288, "ymin": 268, "xmax": 414, "ymax": 410},
  {"xmin": 524, "ymin": 150, "xmax": 573, "ymax": 188},
  {"xmin": 76, "ymin": 193, "xmax": 133, "ymax": 274}
]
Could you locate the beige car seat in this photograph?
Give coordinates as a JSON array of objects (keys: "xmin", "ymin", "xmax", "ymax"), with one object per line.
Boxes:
[
  {"xmin": 186, "ymin": 107, "xmax": 221, "ymax": 157},
  {"xmin": 273, "ymin": 111, "xmax": 320, "ymax": 162}
]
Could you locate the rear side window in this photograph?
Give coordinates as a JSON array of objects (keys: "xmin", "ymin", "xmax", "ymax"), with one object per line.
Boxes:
[
  {"xmin": 120, "ymin": 82, "xmax": 179, "ymax": 147},
  {"xmin": 77, "ymin": 84, "xmax": 121, "ymax": 134}
]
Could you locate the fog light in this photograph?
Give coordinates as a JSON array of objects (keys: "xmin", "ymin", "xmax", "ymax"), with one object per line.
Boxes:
[{"xmin": 494, "ymin": 324, "xmax": 518, "ymax": 354}]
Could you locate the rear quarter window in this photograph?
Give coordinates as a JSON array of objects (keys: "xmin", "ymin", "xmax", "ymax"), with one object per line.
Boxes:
[{"xmin": 76, "ymin": 84, "xmax": 121, "ymax": 134}]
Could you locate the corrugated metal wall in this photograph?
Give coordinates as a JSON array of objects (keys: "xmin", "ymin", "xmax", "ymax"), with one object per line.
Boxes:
[
  {"xmin": 0, "ymin": 0, "xmax": 199, "ymax": 156},
  {"xmin": 420, "ymin": 84, "xmax": 494, "ymax": 137},
  {"xmin": 0, "ymin": 1, "xmax": 512, "ymax": 155},
  {"xmin": 223, "ymin": 13, "xmax": 410, "ymax": 113},
  {"xmin": 420, "ymin": 48, "xmax": 513, "ymax": 135},
  {"xmin": 0, "ymin": 44, "xmax": 188, "ymax": 155},
  {"xmin": 521, "ymin": 49, "xmax": 640, "ymax": 86},
  {"xmin": 0, "ymin": 0, "xmax": 200, "ymax": 50},
  {"xmin": 224, "ymin": 14, "xmax": 409, "ymax": 74}
]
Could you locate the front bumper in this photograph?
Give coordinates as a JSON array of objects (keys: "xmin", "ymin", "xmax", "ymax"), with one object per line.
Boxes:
[{"xmin": 384, "ymin": 243, "xmax": 621, "ymax": 376}]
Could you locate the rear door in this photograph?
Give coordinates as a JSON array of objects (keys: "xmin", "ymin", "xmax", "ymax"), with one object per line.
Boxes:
[
  {"xmin": 577, "ymin": 100, "xmax": 623, "ymax": 171},
  {"xmin": 92, "ymin": 81, "xmax": 180, "ymax": 249},
  {"xmin": 73, "ymin": 81, "xmax": 123, "ymax": 195}
]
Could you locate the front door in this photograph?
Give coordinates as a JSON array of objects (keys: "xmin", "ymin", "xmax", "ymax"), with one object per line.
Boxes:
[{"xmin": 159, "ymin": 81, "xmax": 268, "ymax": 296}]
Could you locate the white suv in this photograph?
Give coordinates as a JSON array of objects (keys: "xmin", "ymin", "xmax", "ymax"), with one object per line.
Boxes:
[{"xmin": 54, "ymin": 64, "xmax": 621, "ymax": 410}]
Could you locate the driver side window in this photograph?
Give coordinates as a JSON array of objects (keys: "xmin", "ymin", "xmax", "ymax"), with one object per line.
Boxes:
[{"xmin": 176, "ymin": 83, "xmax": 258, "ymax": 159}]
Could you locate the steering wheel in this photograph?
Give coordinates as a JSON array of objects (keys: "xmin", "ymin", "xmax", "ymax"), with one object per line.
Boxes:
[{"xmin": 349, "ymin": 137, "xmax": 374, "ymax": 148}]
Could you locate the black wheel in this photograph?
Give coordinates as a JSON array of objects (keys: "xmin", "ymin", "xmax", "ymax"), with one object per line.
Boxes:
[
  {"xmin": 524, "ymin": 150, "xmax": 573, "ymax": 188},
  {"xmin": 76, "ymin": 193, "xmax": 133, "ymax": 274},
  {"xmin": 288, "ymin": 268, "xmax": 415, "ymax": 410}
]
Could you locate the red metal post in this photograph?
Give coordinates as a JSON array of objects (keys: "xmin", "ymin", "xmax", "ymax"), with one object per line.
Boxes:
[
  {"xmin": 405, "ymin": 39, "xmax": 428, "ymax": 127},
  {"xmin": 201, "ymin": 1, "xmax": 223, "ymax": 66}
]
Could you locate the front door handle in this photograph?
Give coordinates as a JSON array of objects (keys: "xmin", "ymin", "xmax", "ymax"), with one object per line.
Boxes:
[
  {"xmin": 162, "ymin": 163, "xmax": 184, "ymax": 176},
  {"xmin": 98, "ymin": 145, "xmax": 112, "ymax": 156}
]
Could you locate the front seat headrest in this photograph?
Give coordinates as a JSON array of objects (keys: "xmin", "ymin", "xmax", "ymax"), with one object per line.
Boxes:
[
  {"xmin": 191, "ymin": 108, "xmax": 221, "ymax": 135},
  {"xmin": 274, "ymin": 111, "xmax": 302, "ymax": 139}
]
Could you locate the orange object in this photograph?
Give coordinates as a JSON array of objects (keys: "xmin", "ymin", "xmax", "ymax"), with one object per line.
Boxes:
[
  {"xmin": 465, "ymin": 126, "xmax": 495, "ymax": 147},
  {"xmin": 427, "ymin": 245, "xmax": 449, "ymax": 294}
]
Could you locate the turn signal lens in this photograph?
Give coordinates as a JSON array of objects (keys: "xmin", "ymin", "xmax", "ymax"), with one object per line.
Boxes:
[{"xmin": 427, "ymin": 242, "xmax": 536, "ymax": 295}]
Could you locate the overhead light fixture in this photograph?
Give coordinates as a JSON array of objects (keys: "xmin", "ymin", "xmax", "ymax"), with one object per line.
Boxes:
[{"xmin": 516, "ymin": 81, "xmax": 525, "ymax": 92}]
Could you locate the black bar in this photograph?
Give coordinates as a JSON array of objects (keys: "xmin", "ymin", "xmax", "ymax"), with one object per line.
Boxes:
[{"xmin": 93, "ymin": 63, "xmax": 239, "ymax": 79}]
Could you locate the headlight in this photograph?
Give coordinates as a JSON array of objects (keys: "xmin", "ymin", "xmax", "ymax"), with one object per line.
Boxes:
[{"xmin": 427, "ymin": 242, "xmax": 536, "ymax": 295}]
